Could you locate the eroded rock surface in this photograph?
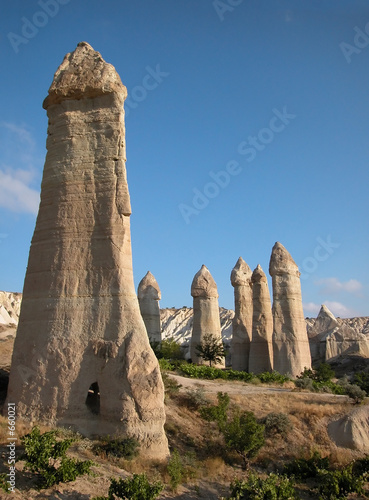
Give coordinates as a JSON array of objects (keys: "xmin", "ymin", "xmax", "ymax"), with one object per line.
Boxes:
[
  {"xmin": 230, "ymin": 257, "xmax": 253, "ymax": 371},
  {"xmin": 190, "ymin": 265, "xmax": 224, "ymax": 367},
  {"xmin": 6, "ymin": 42, "xmax": 168, "ymax": 459},
  {"xmin": 308, "ymin": 304, "xmax": 369, "ymax": 363},
  {"xmin": 249, "ymin": 265, "xmax": 273, "ymax": 374},
  {"xmin": 138, "ymin": 271, "xmax": 162, "ymax": 343},
  {"xmin": 269, "ymin": 242, "xmax": 312, "ymax": 376},
  {"xmin": 328, "ymin": 406, "xmax": 369, "ymax": 452}
]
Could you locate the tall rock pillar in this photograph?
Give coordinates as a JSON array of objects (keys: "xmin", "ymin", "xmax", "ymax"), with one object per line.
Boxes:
[
  {"xmin": 230, "ymin": 257, "xmax": 253, "ymax": 371},
  {"xmin": 6, "ymin": 42, "xmax": 168, "ymax": 458},
  {"xmin": 269, "ymin": 242, "xmax": 311, "ymax": 377},
  {"xmin": 190, "ymin": 265, "xmax": 224, "ymax": 367},
  {"xmin": 249, "ymin": 265, "xmax": 273, "ymax": 374},
  {"xmin": 138, "ymin": 271, "xmax": 162, "ymax": 343}
]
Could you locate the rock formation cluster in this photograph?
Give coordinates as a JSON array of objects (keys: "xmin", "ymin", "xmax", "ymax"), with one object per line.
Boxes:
[
  {"xmin": 249, "ymin": 265, "xmax": 273, "ymax": 374},
  {"xmin": 5, "ymin": 42, "xmax": 168, "ymax": 458},
  {"xmin": 190, "ymin": 265, "xmax": 225, "ymax": 367},
  {"xmin": 269, "ymin": 242, "xmax": 312, "ymax": 377},
  {"xmin": 138, "ymin": 271, "xmax": 162, "ymax": 343},
  {"xmin": 230, "ymin": 257, "xmax": 253, "ymax": 371},
  {"xmin": 308, "ymin": 304, "xmax": 369, "ymax": 363}
]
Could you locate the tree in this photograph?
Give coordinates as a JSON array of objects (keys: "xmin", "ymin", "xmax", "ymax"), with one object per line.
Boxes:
[
  {"xmin": 195, "ymin": 333, "xmax": 225, "ymax": 367},
  {"xmin": 223, "ymin": 410, "xmax": 265, "ymax": 470}
]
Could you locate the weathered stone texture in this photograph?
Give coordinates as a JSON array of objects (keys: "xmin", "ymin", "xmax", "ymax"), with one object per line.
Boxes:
[
  {"xmin": 328, "ymin": 406, "xmax": 369, "ymax": 452},
  {"xmin": 138, "ymin": 271, "xmax": 162, "ymax": 343},
  {"xmin": 230, "ymin": 257, "xmax": 252, "ymax": 371},
  {"xmin": 269, "ymin": 242, "xmax": 311, "ymax": 377},
  {"xmin": 6, "ymin": 42, "xmax": 168, "ymax": 459},
  {"xmin": 249, "ymin": 265, "xmax": 273, "ymax": 374},
  {"xmin": 190, "ymin": 265, "xmax": 224, "ymax": 367}
]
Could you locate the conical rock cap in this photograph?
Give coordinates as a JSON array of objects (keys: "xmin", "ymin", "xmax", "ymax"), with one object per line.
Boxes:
[
  {"xmin": 43, "ymin": 42, "xmax": 127, "ymax": 108},
  {"xmin": 191, "ymin": 265, "xmax": 218, "ymax": 298},
  {"xmin": 269, "ymin": 242, "xmax": 300, "ymax": 277},
  {"xmin": 251, "ymin": 264, "xmax": 267, "ymax": 283},
  {"xmin": 138, "ymin": 271, "xmax": 161, "ymax": 300},
  {"xmin": 231, "ymin": 257, "xmax": 252, "ymax": 287}
]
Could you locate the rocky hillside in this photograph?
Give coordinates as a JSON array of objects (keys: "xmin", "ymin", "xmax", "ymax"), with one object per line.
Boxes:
[{"xmin": 1, "ymin": 292, "xmax": 369, "ymax": 363}]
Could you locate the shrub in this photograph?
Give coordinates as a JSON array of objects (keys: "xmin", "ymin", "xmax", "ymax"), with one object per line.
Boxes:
[
  {"xmin": 183, "ymin": 387, "xmax": 210, "ymax": 409},
  {"xmin": 283, "ymin": 451, "xmax": 330, "ymax": 479},
  {"xmin": 353, "ymin": 371, "xmax": 369, "ymax": 395},
  {"xmin": 160, "ymin": 338, "xmax": 183, "ymax": 360},
  {"xmin": 20, "ymin": 426, "xmax": 94, "ymax": 488},
  {"xmin": 315, "ymin": 363, "xmax": 335, "ymax": 382},
  {"xmin": 318, "ymin": 464, "xmax": 364, "ymax": 500},
  {"xmin": 263, "ymin": 412, "xmax": 292, "ymax": 438},
  {"xmin": 195, "ymin": 333, "xmax": 226, "ymax": 367},
  {"xmin": 257, "ymin": 371, "xmax": 291, "ymax": 384},
  {"xmin": 344, "ymin": 384, "xmax": 366, "ymax": 404},
  {"xmin": 167, "ymin": 449, "xmax": 183, "ymax": 491},
  {"xmin": 294, "ymin": 377, "xmax": 314, "ymax": 391},
  {"xmin": 223, "ymin": 410, "xmax": 265, "ymax": 469},
  {"xmin": 93, "ymin": 473, "xmax": 163, "ymax": 500},
  {"xmin": 161, "ymin": 372, "xmax": 182, "ymax": 398},
  {"xmin": 94, "ymin": 436, "xmax": 139, "ymax": 460},
  {"xmin": 228, "ymin": 472, "xmax": 298, "ymax": 499},
  {"xmin": 352, "ymin": 455, "xmax": 369, "ymax": 477},
  {"xmin": 199, "ymin": 391, "xmax": 230, "ymax": 430},
  {"xmin": 0, "ymin": 473, "xmax": 11, "ymax": 493}
]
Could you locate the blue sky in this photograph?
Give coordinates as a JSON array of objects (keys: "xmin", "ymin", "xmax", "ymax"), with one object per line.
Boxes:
[{"xmin": 0, "ymin": 0, "xmax": 368, "ymax": 317}]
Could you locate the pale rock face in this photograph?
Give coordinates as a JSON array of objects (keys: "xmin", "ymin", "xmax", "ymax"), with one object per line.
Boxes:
[
  {"xmin": 190, "ymin": 265, "xmax": 224, "ymax": 367},
  {"xmin": 230, "ymin": 257, "xmax": 252, "ymax": 371},
  {"xmin": 308, "ymin": 305, "xmax": 369, "ymax": 363},
  {"xmin": 249, "ymin": 265, "xmax": 273, "ymax": 374},
  {"xmin": 328, "ymin": 406, "xmax": 369, "ymax": 452},
  {"xmin": 269, "ymin": 242, "xmax": 312, "ymax": 377},
  {"xmin": 6, "ymin": 42, "xmax": 168, "ymax": 459},
  {"xmin": 137, "ymin": 271, "xmax": 162, "ymax": 343}
]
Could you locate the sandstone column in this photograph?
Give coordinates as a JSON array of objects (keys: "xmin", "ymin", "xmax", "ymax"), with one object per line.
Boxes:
[
  {"xmin": 269, "ymin": 242, "xmax": 312, "ymax": 377},
  {"xmin": 249, "ymin": 265, "xmax": 273, "ymax": 374},
  {"xmin": 230, "ymin": 257, "xmax": 252, "ymax": 371},
  {"xmin": 190, "ymin": 265, "xmax": 225, "ymax": 367},
  {"xmin": 137, "ymin": 271, "xmax": 162, "ymax": 343},
  {"xmin": 5, "ymin": 42, "xmax": 168, "ymax": 459}
]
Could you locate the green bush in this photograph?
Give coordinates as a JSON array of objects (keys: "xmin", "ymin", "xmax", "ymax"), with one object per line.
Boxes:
[
  {"xmin": 257, "ymin": 371, "xmax": 290, "ymax": 384},
  {"xmin": 20, "ymin": 426, "xmax": 94, "ymax": 488},
  {"xmin": 263, "ymin": 412, "xmax": 292, "ymax": 438},
  {"xmin": 199, "ymin": 391, "xmax": 230, "ymax": 430},
  {"xmin": 94, "ymin": 436, "xmax": 139, "ymax": 460},
  {"xmin": 183, "ymin": 387, "xmax": 210, "ymax": 409},
  {"xmin": 353, "ymin": 371, "xmax": 369, "ymax": 395},
  {"xmin": 161, "ymin": 372, "xmax": 182, "ymax": 398},
  {"xmin": 344, "ymin": 384, "xmax": 366, "ymax": 404},
  {"xmin": 295, "ymin": 377, "xmax": 315, "ymax": 391},
  {"xmin": 158, "ymin": 358, "xmax": 176, "ymax": 371},
  {"xmin": 315, "ymin": 363, "xmax": 335, "ymax": 382},
  {"xmin": 167, "ymin": 449, "xmax": 183, "ymax": 491},
  {"xmin": 195, "ymin": 333, "xmax": 226, "ymax": 367},
  {"xmin": 283, "ymin": 451, "xmax": 330, "ymax": 479},
  {"xmin": 318, "ymin": 464, "xmax": 364, "ymax": 500},
  {"xmin": 0, "ymin": 473, "xmax": 11, "ymax": 493},
  {"xmin": 160, "ymin": 338, "xmax": 183, "ymax": 360},
  {"xmin": 223, "ymin": 410, "xmax": 265, "ymax": 469},
  {"xmin": 352, "ymin": 455, "xmax": 369, "ymax": 478},
  {"xmin": 227, "ymin": 472, "xmax": 298, "ymax": 499},
  {"xmin": 94, "ymin": 473, "xmax": 163, "ymax": 500}
]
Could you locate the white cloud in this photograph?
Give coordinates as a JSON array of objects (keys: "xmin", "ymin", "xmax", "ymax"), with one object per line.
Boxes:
[
  {"xmin": 324, "ymin": 301, "xmax": 357, "ymax": 318},
  {"xmin": 303, "ymin": 302, "xmax": 321, "ymax": 316},
  {"xmin": 315, "ymin": 277, "xmax": 363, "ymax": 295},
  {"xmin": 0, "ymin": 171, "xmax": 39, "ymax": 215},
  {"xmin": 0, "ymin": 123, "xmax": 41, "ymax": 215},
  {"xmin": 303, "ymin": 300, "xmax": 357, "ymax": 318}
]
